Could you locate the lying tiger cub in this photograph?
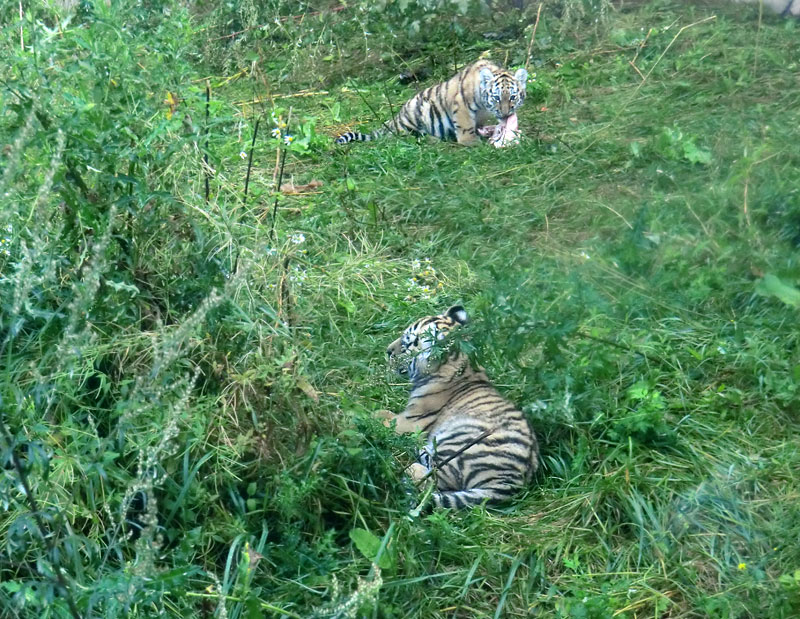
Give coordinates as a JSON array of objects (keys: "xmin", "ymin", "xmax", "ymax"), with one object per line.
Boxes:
[
  {"xmin": 378, "ymin": 306, "xmax": 538, "ymax": 509},
  {"xmin": 335, "ymin": 59, "xmax": 527, "ymax": 146}
]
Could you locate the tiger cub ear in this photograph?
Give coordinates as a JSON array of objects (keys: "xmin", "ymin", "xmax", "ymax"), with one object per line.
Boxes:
[
  {"xmin": 445, "ymin": 305, "xmax": 469, "ymax": 325},
  {"xmin": 514, "ymin": 68, "xmax": 529, "ymax": 91},
  {"xmin": 479, "ymin": 67, "xmax": 495, "ymax": 91}
]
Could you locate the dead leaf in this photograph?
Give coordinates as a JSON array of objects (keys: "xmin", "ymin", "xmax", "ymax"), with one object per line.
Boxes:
[
  {"xmin": 295, "ymin": 376, "xmax": 319, "ymax": 402},
  {"xmin": 280, "ymin": 179, "xmax": 324, "ymax": 194},
  {"xmin": 165, "ymin": 91, "xmax": 180, "ymax": 119}
]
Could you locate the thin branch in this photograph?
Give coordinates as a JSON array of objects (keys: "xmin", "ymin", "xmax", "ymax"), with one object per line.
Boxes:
[
  {"xmin": 243, "ymin": 115, "xmax": 261, "ymax": 202},
  {"xmin": 353, "ymin": 86, "xmax": 396, "ymax": 136},
  {"xmin": 632, "ymin": 16, "xmax": 716, "ymax": 97},
  {"xmin": 410, "ymin": 426, "xmax": 495, "ymax": 485},
  {"xmin": 204, "ymin": 80, "xmax": 211, "ymax": 203},
  {"xmin": 576, "ymin": 330, "xmax": 663, "ymax": 366},
  {"xmin": 270, "ymin": 148, "xmax": 288, "ymax": 241},
  {"xmin": 18, "ymin": 1, "xmax": 24, "ymax": 51},
  {"xmin": 524, "ymin": 3, "xmax": 544, "ymax": 73},
  {"xmin": 381, "ymin": 83, "xmax": 399, "ymax": 137}
]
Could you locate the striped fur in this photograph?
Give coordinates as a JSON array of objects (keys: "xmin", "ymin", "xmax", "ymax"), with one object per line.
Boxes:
[
  {"xmin": 336, "ymin": 60, "xmax": 527, "ymax": 145},
  {"xmin": 380, "ymin": 306, "xmax": 538, "ymax": 509}
]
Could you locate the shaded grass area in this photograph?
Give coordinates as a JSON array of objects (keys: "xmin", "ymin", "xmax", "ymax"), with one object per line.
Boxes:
[{"xmin": 1, "ymin": 0, "xmax": 799, "ymax": 617}]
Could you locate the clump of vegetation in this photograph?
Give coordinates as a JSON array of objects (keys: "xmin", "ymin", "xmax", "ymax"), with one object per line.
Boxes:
[{"xmin": 1, "ymin": 0, "xmax": 799, "ymax": 616}]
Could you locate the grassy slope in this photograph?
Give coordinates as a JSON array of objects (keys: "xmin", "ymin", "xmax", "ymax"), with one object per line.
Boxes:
[{"xmin": 1, "ymin": 0, "xmax": 799, "ymax": 617}]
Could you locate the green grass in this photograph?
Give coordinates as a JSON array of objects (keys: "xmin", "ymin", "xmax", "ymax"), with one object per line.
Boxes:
[{"xmin": 1, "ymin": 0, "xmax": 799, "ymax": 617}]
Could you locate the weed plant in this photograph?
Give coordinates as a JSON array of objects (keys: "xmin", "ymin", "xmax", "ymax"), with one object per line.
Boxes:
[{"xmin": 1, "ymin": 0, "xmax": 799, "ymax": 617}]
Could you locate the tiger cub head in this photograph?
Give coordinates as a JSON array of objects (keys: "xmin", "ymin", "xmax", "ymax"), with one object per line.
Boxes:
[
  {"xmin": 479, "ymin": 67, "xmax": 528, "ymax": 120},
  {"xmin": 386, "ymin": 306, "xmax": 469, "ymax": 380}
]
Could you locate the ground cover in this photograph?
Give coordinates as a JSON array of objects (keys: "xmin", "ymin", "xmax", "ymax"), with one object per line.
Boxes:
[{"xmin": 1, "ymin": 1, "xmax": 799, "ymax": 616}]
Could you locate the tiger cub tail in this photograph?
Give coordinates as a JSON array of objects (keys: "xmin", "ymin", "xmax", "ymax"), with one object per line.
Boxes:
[
  {"xmin": 334, "ymin": 124, "xmax": 392, "ymax": 144},
  {"xmin": 433, "ymin": 487, "xmax": 517, "ymax": 510}
]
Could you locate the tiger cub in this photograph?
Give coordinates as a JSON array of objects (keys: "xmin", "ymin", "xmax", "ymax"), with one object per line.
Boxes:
[
  {"xmin": 335, "ymin": 60, "xmax": 528, "ymax": 146},
  {"xmin": 378, "ymin": 306, "xmax": 538, "ymax": 509}
]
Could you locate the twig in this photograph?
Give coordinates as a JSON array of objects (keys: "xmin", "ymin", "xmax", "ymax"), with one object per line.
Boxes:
[
  {"xmin": 381, "ymin": 83, "xmax": 399, "ymax": 137},
  {"xmin": 271, "ymin": 106, "xmax": 293, "ymax": 185},
  {"xmin": 742, "ymin": 152, "xmax": 777, "ymax": 228},
  {"xmin": 270, "ymin": 148, "xmax": 288, "ymax": 241},
  {"xmin": 524, "ymin": 3, "xmax": 544, "ymax": 73},
  {"xmin": 353, "ymin": 87, "xmax": 395, "ymax": 136},
  {"xmin": 277, "ymin": 255, "xmax": 296, "ymax": 328},
  {"xmin": 632, "ymin": 16, "xmax": 716, "ymax": 97},
  {"xmin": 0, "ymin": 419, "xmax": 82, "ymax": 619},
  {"xmin": 743, "ymin": 177, "xmax": 751, "ymax": 227},
  {"xmin": 243, "ymin": 115, "xmax": 261, "ymax": 202},
  {"xmin": 753, "ymin": 0, "xmax": 763, "ymax": 78},
  {"xmin": 204, "ymin": 80, "xmax": 210, "ymax": 203},
  {"xmin": 410, "ymin": 426, "xmax": 495, "ymax": 485},
  {"xmin": 628, "ymin": 60, "xmax": 645, "ymax": 81},
  {"xmin": 576, "ymin": 330, "xmax": 663, "ymax": 366},
  {"xmin": 234, "ymin": 90, "xmax": 329, "ymax": 107},
  {"xmin": 18, "ymin": 1, "xmax": 23, "ymax": 51},
  {"xmin": 628, "ymin": 25, "xmax": 653, "ymax": 80}
]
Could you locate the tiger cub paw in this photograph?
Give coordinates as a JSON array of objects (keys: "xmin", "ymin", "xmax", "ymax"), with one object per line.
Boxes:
[
  {"xmin": 407, "ymin": 462, "xmax": 429, "ymax": 482},
  {"xmin": 374, "ymin": 409, "xmax": 396, "ymax": 428}
]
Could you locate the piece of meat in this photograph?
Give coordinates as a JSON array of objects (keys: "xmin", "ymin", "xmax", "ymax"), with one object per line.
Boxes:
[{"xmin": 488, "ymin": 113, "xmax": 520, "ymax": 148}]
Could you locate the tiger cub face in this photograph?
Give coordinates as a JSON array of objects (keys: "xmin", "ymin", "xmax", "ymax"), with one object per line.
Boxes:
[
  {"xmin": 479, "ymin": 67, "xmax": 528, "ymax": 120},
  {"xmin": 386, "ymin": 306, "xmax": 469, "ymax": 380}
]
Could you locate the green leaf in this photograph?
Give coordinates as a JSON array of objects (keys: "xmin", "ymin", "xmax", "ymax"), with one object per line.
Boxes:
[
  {"xmin": 1, "ymin": 581, "xmax": 21, "ymax": 593},
  {"xmin": 682, "ymin": 140, "xmax": 711, "ymax": 165},
  {"xmin": 107, "ymin": 280, "xmax": 140, "ymax": 295},
  {"xmin": 627, "ymin": 381, "xmax": 650, "ymax": 400},
  {"xmin": 349, "ymin": 528, "xmax": 392, "ymax": 569},
  {"xmin": 755, "ymin": 273, "xmax": 800, "ymax": 308}
]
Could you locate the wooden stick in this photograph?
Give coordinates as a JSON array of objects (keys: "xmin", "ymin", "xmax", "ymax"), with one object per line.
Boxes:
[{"xmin": 525, "ymin": 3, "xmax": 544, "ymax": 73}]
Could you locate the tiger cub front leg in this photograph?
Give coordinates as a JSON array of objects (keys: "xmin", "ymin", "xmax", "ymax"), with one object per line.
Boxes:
[
  {"xmin": 454, "ymin": 107, "xmax": 480, "ymax": 145},
  {"xmin": 374, "ymin": 409, "xmax": 396, "ymax": 428},
  {"xmin": 374, "ymin": 409, "xmax": 428, "ymax": 434}
]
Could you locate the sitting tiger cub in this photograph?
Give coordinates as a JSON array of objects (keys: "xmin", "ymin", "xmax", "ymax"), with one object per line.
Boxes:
[
  {"xmin": 335, "ymin": 60, "xmax": 527, "ymax": 146},
  {"xmin": 378, "ymin": 306, "xmax": 538, "ymax": 509}
]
